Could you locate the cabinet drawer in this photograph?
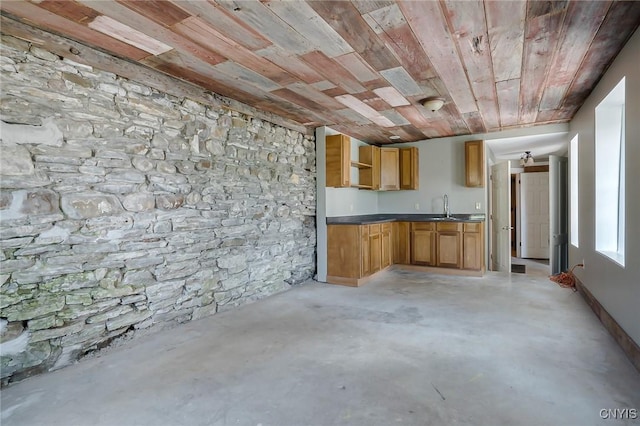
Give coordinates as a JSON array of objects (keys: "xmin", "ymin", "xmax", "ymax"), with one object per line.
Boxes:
[
  {"xmin": 412, "ymin": 222, "xmax": 435, "ymax": 231},
  {"xmin": 382, "ymin": 223, "xmax": 392, "ymax": 232},
  {"xmin": 369, "ymin": 223, "xmax": 381, "ymax": 235},
  {"xmin": 464, "ymin": 222, "xmax": 481, "ymax": 233},
  {"xmin": 437, "ymin": 222, "xmax": 462, "ymax": 232}
]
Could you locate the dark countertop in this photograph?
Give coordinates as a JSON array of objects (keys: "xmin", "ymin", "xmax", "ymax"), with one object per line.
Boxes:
[{"xmin": 326, "ymin": 213, "xmax": 486, "ymax": 225}]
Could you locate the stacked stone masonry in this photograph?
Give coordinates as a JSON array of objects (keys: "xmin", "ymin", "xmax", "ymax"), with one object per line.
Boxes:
[{"xmin": 0, "ymin": 36, "xmax": 316, "ymax": 384}]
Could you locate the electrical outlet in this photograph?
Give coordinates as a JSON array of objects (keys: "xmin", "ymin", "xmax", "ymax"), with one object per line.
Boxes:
[
  {"xmin": 415, "ymin": 203, "xmax": 420, "ymax": 210},
  {"xmin": 475, "ymin": 202, "xmax": 481, "ymax": 210},
  {"xmin": 349, "ymin": 204, "xmax": 354, "ymax": 212}
]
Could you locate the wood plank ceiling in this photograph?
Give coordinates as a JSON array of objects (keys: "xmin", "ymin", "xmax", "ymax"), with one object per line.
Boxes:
[{"xmin": 1, "ymin": 0, "xmax": 639, "ymax": 144}]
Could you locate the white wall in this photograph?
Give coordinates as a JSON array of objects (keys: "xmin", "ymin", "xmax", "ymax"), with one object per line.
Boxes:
[
  {"xmin": 378, "ymin": 139, "xmax": 485, "ymax": 214},
  {"xmin": 316, "ymin": 126, "xmax": 328, "ymax": 282},
  {"xmin": 569, "ymin": 29, "xmax": 640, "ymax": 344}
]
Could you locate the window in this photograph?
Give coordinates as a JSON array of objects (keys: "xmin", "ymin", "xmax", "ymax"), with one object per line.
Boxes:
[
  {"xmin": 595, "ymin": 78, "xmax": 625, "ymax": 266},
  {"xmin": 570, "ymin": 135, "xmax": 579, "ymax": 247}
]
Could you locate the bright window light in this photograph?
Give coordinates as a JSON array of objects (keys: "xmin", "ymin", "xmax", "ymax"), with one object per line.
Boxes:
[
  {"xmin": 570, "ymin": 135, "xmax": 579, "ymax": 247},
  {"xmin": 595, "ymin": 77, "xmax": 625, "ymax": 266}
]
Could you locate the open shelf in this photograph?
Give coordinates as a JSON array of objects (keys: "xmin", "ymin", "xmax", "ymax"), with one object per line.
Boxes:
[{"xmin": 351, "ymin": 161, "xmax": 372, "ymax": 169}]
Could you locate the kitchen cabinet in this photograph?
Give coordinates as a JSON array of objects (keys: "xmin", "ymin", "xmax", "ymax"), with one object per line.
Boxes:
[
  {"xmin": 465, "ymin": 140, "xmax": 484, "ymax": 188},
  {"xmin": 358, "ymin": 145, "xmax": 380, "ymax": 190},
  {"xmin": 327, "ymin": 224, "xmax": 361, "ymax": 283},
  {"xmin": 463, "ymin": 222, "xmax": 484, "ymax": 270},
  {"xmin": 411, "ymin": 222, "xmax": 436, "ymax": 266},
  {"xmin": 369, "ymin": 223, "xmax": 382, "ymax": 273},
  {"xmin": 381, "ymin": 223, "xmax": 392, "ymax": 268},
  {"xmin": 400, "ymin": 147, "xmax": 419, "ymax": 190},
  {"xmin": 326, "ymin": 223, "xmax": 392, "ymax": 286},
  {"xmin": 360, "ymin": 224, "xmax": 370, "ymax": 277},
  {"xmin": 326, "ymin": 134, "xmax": 351, "ymax": 188},
  {"xmin": 436, "ymin": 222, "xmax": 462, "ymax": 268},
  {"xmin": 380, "ymin": 147, "xmax": 400, "ymax": 191},
  {"xmin": 327, "ymin": 218, "xmax": 484, "ymax": 286},
  {"xmin": 393, "ymin": 222, "xmax": 410, "ymax": 264}
]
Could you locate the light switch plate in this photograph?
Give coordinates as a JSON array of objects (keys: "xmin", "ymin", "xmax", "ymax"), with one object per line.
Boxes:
[
  {"xmin": 415, "ymin": 203, "xmax": 420, "ymax": 210},
  {"xmin": 475, "ymin": 202, "xmax": 481, "ymax": 210}
]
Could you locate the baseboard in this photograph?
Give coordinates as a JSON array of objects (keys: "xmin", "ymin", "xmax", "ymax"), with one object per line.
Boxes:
[
  {"xmin": 575, "ymin": 277, "xmax": 640, "ymax": 373},
  {"xmin": 326, "ymin": 267, "xmax": 391, "ymax": 287},
  {"xmin": 393, "ymin": 264, "xmax": 484, "ymax": 277}
]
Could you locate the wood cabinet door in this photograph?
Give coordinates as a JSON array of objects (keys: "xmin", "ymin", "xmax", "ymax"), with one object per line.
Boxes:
[
  {"xmin": 463, "ymin": 232, "xmax": 482, "ymax": 270},
  {"xmin": 411, "ymin": 230, "xmax": 436, "ymax": 266},
  {"xmin": 327, "ymin": 225, "xmax": 361, "ymax": 279},
  {"xmin": 326, "ymin": 134, "xmax": 350, "ymax": 187},
  {"xmin": 400, "ymin": 147, "xmax": 419, "ymax": 190},
  {"xmin": 393, "ymin": 222, "xmax": 410, "ymax": 264},
  {"xmin": 361, "ymin": 226, "xmax": 370, "ymax": 277},
  {"xmin": 380, "ymin": 147, "xmax": 399, "ymax": 191},
  {"xmin": 465, "ymin": 140, "xmax": 484, "ymax": 188},
  {"xmin": 381, "ymin": 225, "xmax": 392, "ymax": 268},
  {"xmin": 369, "ymin": 233, "xmax": 382, "ymax": 273},
  {"xmin": 437, "ymin": 232, "xmax": 461, "ymax": 268}
]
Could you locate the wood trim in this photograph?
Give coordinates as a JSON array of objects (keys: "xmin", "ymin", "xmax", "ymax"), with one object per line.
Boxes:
[
  {"xmin": 575, "ymin": 277, "xmax": 640, "ymax": 373},
  {"xmin": 326, "ymin": 266, "xmax": 391, "ymax": 287},
  {"xmin": 392, "ymin": 264, "xmax": 483, "ymax": 277},
  {"xmin": 523, "ymin": 165, "xmax": 549, "ymax": 173}
]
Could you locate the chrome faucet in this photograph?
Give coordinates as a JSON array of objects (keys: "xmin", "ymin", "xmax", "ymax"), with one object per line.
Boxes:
[{"xmin": 444, "ymin": 194, "xmax": 450, "ymax": 218}]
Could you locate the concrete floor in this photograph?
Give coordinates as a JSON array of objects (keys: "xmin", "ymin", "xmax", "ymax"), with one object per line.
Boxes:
[
  {"xmin": 2, "ymin": 268, "xmax": 639, "ymax": 426},
  {"xmin": 511, "ymin": 257, "xmax": 550, "ymax": 278}
]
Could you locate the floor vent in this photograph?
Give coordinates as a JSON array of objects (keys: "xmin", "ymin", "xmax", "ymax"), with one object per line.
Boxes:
[{"xmin": 511, "ymin": 264, "xmax": 526, "ymax": 273}]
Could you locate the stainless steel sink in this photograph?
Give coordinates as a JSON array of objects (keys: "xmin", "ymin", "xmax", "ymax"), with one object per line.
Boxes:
[{"xmin": 429, "ymin": 216, "xmax": 462, "ymax": 221}]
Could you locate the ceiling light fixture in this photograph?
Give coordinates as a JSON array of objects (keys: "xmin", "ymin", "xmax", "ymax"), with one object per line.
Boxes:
[
  {"xmin": 420, "ymin": 96, "xmax": 445, "ymax": 112},
  {"xmin": 519, "ymin": 151, "xmax": 534, "ymax": 167}
]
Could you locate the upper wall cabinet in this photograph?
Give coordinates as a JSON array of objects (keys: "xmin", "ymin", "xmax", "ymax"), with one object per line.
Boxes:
[
  {"xmin": 465, "ymin": 140, "xmax": 484, "ymax": 187},
  {"xmin": 358, "ymin": 145, "xmax": 380, "ymax": 190},
  {"xmin": 326, "ymin": 134, "xmax": 351, "ymax": 188},
  {"xmin": 400, "ymin": 147, "xmax": 419, "ymax": 190},
  {"xmin": 380, "ymin": 147, "xmax": 400, "ymax": 191}
]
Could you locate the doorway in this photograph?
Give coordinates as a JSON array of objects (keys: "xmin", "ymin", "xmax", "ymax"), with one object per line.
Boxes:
[{"xmin": 511, "ymin": 166, "xmax": 550, "ymax": 275}]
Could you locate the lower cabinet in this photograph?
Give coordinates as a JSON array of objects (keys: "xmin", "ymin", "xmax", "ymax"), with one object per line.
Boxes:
[
  {"xmin": 411, "ymin": 222, "xmax": 436, "ymax": 266},
  {"xmin": 436, "ymin": 222, "xmax": 462, "ymax": 268},
  {"xmin": 463, "ymin": 223, "xmax": 483, "ymax": 270},
  {"xmin": 381, "ymin": 223, "xmax": 392, "ymax": 268},
  {"xmin": 327, "ymin": 220, "xmax": 483, "ymax": 286},
  {"xmin": 393, "ymin": 222, "xmax": 410, "ymax": 264},
  {"xmin": 327, "ymin": 223, "xmax": 392, "ymax": 286},
  {"xmin": 361, "ymin": 225, "xmax": 370, "ymax": 277},
  {"xmin": 369, "ymin": 223, "xmax": 382, "ymax": 274}
]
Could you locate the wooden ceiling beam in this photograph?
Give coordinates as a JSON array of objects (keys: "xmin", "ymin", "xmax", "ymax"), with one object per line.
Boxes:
[
  {"xmin": 518, "ymin": 1, "xmax": 567, "ymax": 124},
  {"xmin": 554, "ymin": 1, "xmax": 640, "ymax": 121},
  {"xmin": 0, "ymin": 1, "xmax": 149, "ymax": 61},
  {"xmin": 538, "ymin": 1, "xmax": 610, "ymax": 116},
  {"xmin": 399, "ymin": 0, "xmax": 478, "ymax": 114},
  {"xmin": 443, "ymin": 0, "xmax": 500, "ymax": 131}
]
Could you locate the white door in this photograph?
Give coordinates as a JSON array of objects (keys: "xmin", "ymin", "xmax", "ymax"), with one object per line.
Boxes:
[
  {"xmin": 549, "ymin": 155, "xmax": 569, "ymax": 275},
  {"xmin": 491, "ymin": 161, "xmax": 511, "ymax": 272},
  {"xmin": 520, "ymin": 172, "xmax": 550, "ymax": 259}
]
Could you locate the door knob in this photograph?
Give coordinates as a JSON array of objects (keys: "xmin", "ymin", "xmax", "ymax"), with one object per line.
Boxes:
[{"xmin": 502, "ymin": 226, "xmax": 514, "ymax": 230}]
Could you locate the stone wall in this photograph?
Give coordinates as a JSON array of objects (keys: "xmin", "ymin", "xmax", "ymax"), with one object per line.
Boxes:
[{"xmin": 0, "ymin": 36, "xmax": 316, "ymax": 384}]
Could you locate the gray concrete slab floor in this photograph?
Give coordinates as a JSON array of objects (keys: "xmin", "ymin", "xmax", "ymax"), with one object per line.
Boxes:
[{"xmin": 1, "ymin": 268, "xmax": 639, "ymax": 426}]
